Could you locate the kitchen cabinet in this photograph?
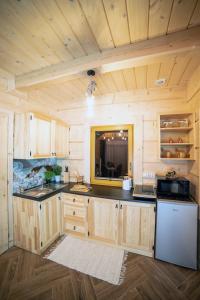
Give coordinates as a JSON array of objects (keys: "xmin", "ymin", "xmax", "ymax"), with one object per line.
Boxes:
[
  {"xmin": 51, "ymin": 119, "xmax": 69, "ymax": 158},
  {"xmin": 13, "ymin": 195, "xmax": 61, "ymax": 254},
  {"xmin": 88, "ymin": 197, "xmax": 119, "ymax": 244},
  {"xmin": 119, "ymin": 201, "xmax": 155, "ymax": 256},
  {"xmin": 61, "ymin": 193, "xmax": 88, "ymax": 238},
  {"xmin": 14, "ymin": 112, "xmax": 69, "ymax": 159}
]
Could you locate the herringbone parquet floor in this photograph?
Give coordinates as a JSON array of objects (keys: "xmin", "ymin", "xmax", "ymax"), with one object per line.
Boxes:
[{"xmin": 0, "ymin": 246, "xmax": 200, "ymax": 300}]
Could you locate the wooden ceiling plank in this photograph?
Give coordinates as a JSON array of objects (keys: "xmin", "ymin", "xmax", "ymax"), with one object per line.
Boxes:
[
  {"xmin": 7, "ymin": 0, "xmax": 73, "ymax": 62},
  {"xmin": 149, "ymin": 0, "xmax": 173, "ymax": 38},
  {"xmin": 179, "ymin": 54, "xmax": 200, "ymax": 85},
  {"xmin": 56, "ymin": 0, "xmax": 100, "ymax": 55},
  {"xmin": 15, "ymin": 26, "xmax": 200, "ymax": 89},
  {"xmin": 122, "ymin": 68, "xmax": 137, "ymax": 90},
  {"xmin": 168, "ymin": 53, "xmax": 192, "ymax": 86},
  {"xmin": 187, "ymin": 65, "xmax": 200, "ymax": 101},
  {"xmin": 0, "ymin": 52, "xmax": 33, "ymax": 76},
  {"xmin": 135, "ymin": 66, "xmax": 147, "ymax": 89},
  {"xmin": 127, "ymin": 0, "xmax": 149, "ymax": 43},
  {"xmin": 32, "ymin": 0, "xmax": 86, "ymax": 58},
  {"xmin": 147, "ymin": 63, "xmax": 161, "ymax": 89},
  {"xmin": 95, "ymin": 75, "xmax": 109, "ymax": 95},
  {"xmin": 103, "ymin": 0, "xmax": 130, "ymax": 46},
  {"xmin": 79, "ymin": 0, "xmax": 114, "ymax": 50},
  {"xmin": 0, "ymin": 1, "xmax": 59, "ymax": 67},
  {"xmin": 158, "ymin": 57, "xmax": 176, "ymax": 86},
  {"xmin": 189, "ymin": 0, "xmax": 200, "ymax": 28},
  {"xmin": 101, "ymin": 73, "xmax": 119, "ymax": 93},
  {"xmin": 0, "ymin": 35, "xmax": 45, "ymax": 74},
  {"xmin": 168, "ymin": 0, "xmax": 197, "ymax": 33},
  {"xmin": 111, "ymin": 70, "xmax": 127, "ymax": 91}
]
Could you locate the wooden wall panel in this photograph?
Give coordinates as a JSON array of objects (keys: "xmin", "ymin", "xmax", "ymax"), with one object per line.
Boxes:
[{"xmin": 0, "ymin": 114, "xmax": 8, "ymax": 254}]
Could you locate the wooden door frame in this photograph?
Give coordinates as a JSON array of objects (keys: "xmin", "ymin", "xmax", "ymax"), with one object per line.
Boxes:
[
  {"xmin": 0, "ymin": 110, "xmax": 14, "ymax": 252},
  {"xmin": 90, "ymin": 124, "xmax": 133, "ymax": 186}
]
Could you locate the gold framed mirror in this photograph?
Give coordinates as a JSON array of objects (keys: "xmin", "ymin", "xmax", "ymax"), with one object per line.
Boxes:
[{"xmin": 90, "ymin": 124, "xmax": 133, "ymax": 186}]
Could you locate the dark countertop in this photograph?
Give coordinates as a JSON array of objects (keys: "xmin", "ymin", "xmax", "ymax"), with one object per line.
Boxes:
[{"xmin": 13, "ymin": 182, "xmax": 156, "ymax": 204}]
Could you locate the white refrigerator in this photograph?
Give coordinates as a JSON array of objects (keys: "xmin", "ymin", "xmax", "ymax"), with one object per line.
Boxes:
[{"xmin": 155, "ymin": 199, "xmax": 198, "ymax": 270}]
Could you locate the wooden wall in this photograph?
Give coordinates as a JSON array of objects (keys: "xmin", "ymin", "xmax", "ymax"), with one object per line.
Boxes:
[
  {"xmin": 187, "ymin": 66, "xmax": 200, "ymax": 203},
  {"xmin": 57, "ymin": 92, "xmax": 194, "ymax": 186}
]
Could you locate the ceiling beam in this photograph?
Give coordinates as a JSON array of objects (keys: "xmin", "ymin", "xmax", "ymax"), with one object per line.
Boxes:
[{"xmin": 15, "ymin": 26, "xmax": 200, "ymax": 89}]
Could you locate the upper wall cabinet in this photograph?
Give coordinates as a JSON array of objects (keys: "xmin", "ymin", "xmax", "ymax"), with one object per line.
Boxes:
[
  {"xmin": 14, "ymin": 112, "xmax": 69, "ymax": 159},
  {"xmin": 51, "ymin": 120, "xmax": 69, "ymax": 158}
]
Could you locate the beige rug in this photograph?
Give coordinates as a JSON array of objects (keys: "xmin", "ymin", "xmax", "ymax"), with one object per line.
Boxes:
[{"xmin": 46, "ymin": 236, "xmax": 127, "ymax": 285}]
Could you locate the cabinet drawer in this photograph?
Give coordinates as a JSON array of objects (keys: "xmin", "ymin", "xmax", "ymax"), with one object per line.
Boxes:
[
  {"xmin": 63, "ymin": 204, "xmax": 86, "ymax": 220},
  {"xmin": 62, "ymin": 193, "xmax": 88, "ymax": 206},
  {"xmin": 63, "ymin": 219, "xmax": 86, "ymax": 236}
]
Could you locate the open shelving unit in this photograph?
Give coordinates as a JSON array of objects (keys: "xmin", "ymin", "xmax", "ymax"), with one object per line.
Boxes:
[{"xmin": 159, "ymin": 113, "xmax": 195, "ymax": 161}]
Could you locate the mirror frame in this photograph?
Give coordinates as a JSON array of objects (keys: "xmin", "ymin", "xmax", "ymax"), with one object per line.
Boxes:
[{"xmin": 90, "ymin": 124, "xmax": 133, "ymax": 186}]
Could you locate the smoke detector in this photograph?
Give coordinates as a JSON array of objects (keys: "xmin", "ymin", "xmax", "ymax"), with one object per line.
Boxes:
[{"xmin": 155, "ymin": 78, "xmax": 166, "ymax": 87}]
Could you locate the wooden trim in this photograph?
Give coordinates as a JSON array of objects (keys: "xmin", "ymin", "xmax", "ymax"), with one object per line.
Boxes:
[
  {"xmin": 55, "ymin": 119, "xmax": 68, "ymax": 127},
  {"xmin": 15, "ymin": 26, "xmax": 200, "ymax": 89},
  {"xmin": 90, "ymin": 124, "xmax": 133, "ymax": 186},
  {"xmin": 32, "ymin": 112, "xmax": 52, "ymax": 122}
]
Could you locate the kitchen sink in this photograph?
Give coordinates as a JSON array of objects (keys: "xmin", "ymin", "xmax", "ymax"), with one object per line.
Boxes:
[
  {"xmin": 22, "ymin": 187, "xmax": 55, "ymax": 198},
  {"xmin": 21, "ymin": 183, "xmax": 66, "ymax": 198}
]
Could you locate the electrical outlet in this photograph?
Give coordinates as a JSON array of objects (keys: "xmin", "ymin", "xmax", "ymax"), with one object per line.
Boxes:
[{"xmin": 143, "ymin": 171, "xmax": 155, "ymax": 179}]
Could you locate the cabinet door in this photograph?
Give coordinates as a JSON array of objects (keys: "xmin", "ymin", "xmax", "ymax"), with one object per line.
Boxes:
[
  {"xmin": 54, "ymin": 121, "xmax": 69, "ymax": 158},
  {"xmin": 13, "ymin": 197, "xmax": 41, "ymax": 254},
  {"xmin": 41, "ymin": 195, "xmax": 61, "ymax": 250},
  {"xmin": 30, "ymin": 113, "xmax": 52, "ymax": 158},
  {"xmin": 119, "ymin": 202, "xmax": 155, "ymax": 255},
  {"xmin": 88, "ymin": 197, "xmax": 119, "ymax": 244},
  {"xmin": 0, "ymin": 114, "xmax": 8, "ymax": 254}
]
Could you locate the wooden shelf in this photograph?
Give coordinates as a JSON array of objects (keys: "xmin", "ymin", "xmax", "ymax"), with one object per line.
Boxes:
[
  {"xmin": 160, "ymin": 143, "xmax": 193, "ymax": 146},
  {"xmin": 69, "ymin": 141, "xmax": 84, "ymax": 143},
  {"xmin": 160, "ymin": 158, "xmax": 194, "ymax": 161},
  {"xmin": 160, "ymin": 127, "xmax": 193, "ymax": 132}
]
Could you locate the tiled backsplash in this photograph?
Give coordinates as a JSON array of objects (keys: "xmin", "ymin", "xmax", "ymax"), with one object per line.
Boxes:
[{"xmin": 13, "ymin": 158, "xmax": 57, "ymax": 192}]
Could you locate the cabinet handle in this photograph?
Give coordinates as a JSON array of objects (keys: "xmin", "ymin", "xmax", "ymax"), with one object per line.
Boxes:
[
  {"xmin": 73, "ymin": 211, "xmax": 75, "ymax": 216},
  {"xmin": 73, "ymin": 198, "xmax": 75, "ymax": 202},
  {"xmin": 115, "ymin": 204, "xmax": 118, "ymax": 208},
  {"xmin": 120, "ymin": 204, "xmax": 122, "ymax": 209},
  {"xmin": 73, "ymin": 225, "xmax": 76, "ymax": 230}
]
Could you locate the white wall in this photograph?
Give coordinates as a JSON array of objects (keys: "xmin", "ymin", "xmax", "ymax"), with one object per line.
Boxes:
[{"xmin": 57, "ymin": 92, "xmax": 194, "ymax": 186}]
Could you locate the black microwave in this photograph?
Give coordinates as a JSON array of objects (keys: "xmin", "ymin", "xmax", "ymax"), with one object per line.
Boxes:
[{"xmin": 156, "ymin": 176, "xmax": 190, "ymax": 199}]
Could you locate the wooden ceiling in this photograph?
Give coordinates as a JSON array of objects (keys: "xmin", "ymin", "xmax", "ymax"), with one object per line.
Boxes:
[
  {"xmin": 0, "ymin": 0, "xmax": 199, "ymax": 76},
  {"xmin": 22, "ymin": 50, "xmax": 198, "ymax": 110},
  {"xmin": 0, "ymin": 0, "xmax": 200, "ymax": 110}
]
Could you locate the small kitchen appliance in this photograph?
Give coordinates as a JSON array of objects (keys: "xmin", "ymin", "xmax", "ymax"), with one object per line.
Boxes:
[{"xmin": 156, "ymin": 176, "xmax": 190, "ymax": 200}]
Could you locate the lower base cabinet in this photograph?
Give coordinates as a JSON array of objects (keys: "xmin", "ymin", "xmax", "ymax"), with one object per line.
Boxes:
[
  {"xmin": 88, "ymin": 197, "xmax": 119, "ymax": 244},
  {"xmin": 61, "ymin": 193, "xmax": 89, "ymax": 238},
  {"xmin": 119, "ymin": 201, "xmax": 155, "ymax": 256},
  {"xmin": 64, "ymin": 195, "xmax": 156, "ymax": 257},
  {"xmin": 13, "ymin": 192, "xmax": 156, "ymax": 257},
  {"xmin": 13, "ymin": 195, "xmax": 61, "ymax": 254}
]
